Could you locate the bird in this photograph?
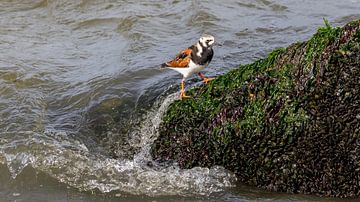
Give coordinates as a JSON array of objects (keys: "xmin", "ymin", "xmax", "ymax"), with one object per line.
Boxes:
[{"xmin": 161, "ymin": 34, "xmax": 216, "ymax": 99}]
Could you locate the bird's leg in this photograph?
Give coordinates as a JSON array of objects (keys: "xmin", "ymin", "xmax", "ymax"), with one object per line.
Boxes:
[
  {"xmin": 180, "ymin": 78, "xmax": 190, "ymax": 99},
  {"xmin": 198, "ymin": 72, "xmax": 214, "ymax": 84}
]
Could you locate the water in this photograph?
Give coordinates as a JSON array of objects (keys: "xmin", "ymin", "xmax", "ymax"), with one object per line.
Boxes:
[{"xmin": 0, "ymin": 0, "xmax": 359, "ymax": 201}]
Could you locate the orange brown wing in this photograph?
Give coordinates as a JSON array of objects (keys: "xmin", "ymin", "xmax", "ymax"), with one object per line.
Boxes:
[{"xmin": 164, "ymin": 47, "xmax": 193, "ymax": 68}]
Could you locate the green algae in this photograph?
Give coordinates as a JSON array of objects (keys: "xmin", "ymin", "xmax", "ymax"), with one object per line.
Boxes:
[{"xmin": 152, "ymin": 19, "xmax": 360, "ymax": 198}]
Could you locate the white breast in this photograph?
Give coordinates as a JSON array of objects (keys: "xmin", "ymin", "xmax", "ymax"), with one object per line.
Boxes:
[{"xmin": 168, "ymin": 60, "xmax": 206, "ymax": 78}]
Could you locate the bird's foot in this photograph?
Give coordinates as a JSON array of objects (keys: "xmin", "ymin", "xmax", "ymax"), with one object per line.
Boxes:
[
  {"xmin": 180, "ymin": 94, "xmax": 191, "ymax": 100},
  {"xmin": 180, "ymin": 91, "xmax": 191, "ymax": 100},
  {"xmin": 203, "ymin": 77, "xmax": 215, "ymax": 84}
]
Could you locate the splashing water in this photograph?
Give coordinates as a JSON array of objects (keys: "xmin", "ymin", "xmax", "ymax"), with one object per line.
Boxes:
[
  {"xmin": 0, "ymin": 93, "xmax": 236, "ymax": 196},
  {"xmin": 1, "ymin": 0, "xmax": 359, "ymax": 200}
]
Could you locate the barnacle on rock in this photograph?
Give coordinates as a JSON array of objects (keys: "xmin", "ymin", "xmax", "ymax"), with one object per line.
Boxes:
[{"xmin": 151, "ymin": 19, "xmax": 360, "ymax": 198}]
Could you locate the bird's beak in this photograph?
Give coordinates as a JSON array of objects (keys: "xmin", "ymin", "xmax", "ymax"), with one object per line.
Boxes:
[{"xmin": 214, "ymin": 41, "xmax": 222, "ymax": 47}]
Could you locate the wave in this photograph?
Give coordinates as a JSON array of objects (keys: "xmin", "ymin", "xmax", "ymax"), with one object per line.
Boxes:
[{"xmin": 0, "ymin": 93, "xmax": 235, "ymax": 196}]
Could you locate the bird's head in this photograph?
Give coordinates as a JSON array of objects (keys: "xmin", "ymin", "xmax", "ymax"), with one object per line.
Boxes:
[{"xmin": 199, "ymin": 34, "xmax": 215, "ymax": 48}]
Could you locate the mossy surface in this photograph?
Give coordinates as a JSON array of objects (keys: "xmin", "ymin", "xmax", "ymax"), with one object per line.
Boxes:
[{"xmin": 151, "ymin": 20, "xmax": 360, "ymax": 198}]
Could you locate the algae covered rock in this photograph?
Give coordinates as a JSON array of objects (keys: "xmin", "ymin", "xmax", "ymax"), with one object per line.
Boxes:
[{"xmin": 151, "ymin": 20, "xmax": 360, "ymax": 197}]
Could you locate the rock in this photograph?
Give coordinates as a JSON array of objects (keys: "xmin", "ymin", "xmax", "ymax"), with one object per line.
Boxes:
[{"xmin": 151, "ymin": 19, "xmax": 360, "ymax": 198}]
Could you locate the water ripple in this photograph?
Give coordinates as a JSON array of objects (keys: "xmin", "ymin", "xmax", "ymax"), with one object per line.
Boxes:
[
  {"xmin": 0, "ymin": 0, "xmax": 360, "ymax": 200},
  {"xmin": 0, "ymin": 94, "xmax": 236, "ymax": 196}
]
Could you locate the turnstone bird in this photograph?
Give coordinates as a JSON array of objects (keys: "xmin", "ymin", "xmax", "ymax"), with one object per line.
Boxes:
[{"xmin": 161, "ymin": 34, "xmax": 215, "ymax": 99}]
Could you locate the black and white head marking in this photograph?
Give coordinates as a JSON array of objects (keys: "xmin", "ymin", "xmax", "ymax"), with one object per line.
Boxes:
[
  {"xmin": 191, "ymin": 34, "xmax": 215, "ymax": 65},
  {"xmin": 196, "ymin": 34, "xmax": 215, "ymax": 57},
  {"xmin": 199, "ymin": 34, "xmax": 215, "ymax": 48}
]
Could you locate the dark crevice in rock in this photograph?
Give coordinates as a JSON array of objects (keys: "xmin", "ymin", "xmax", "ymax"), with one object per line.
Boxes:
[{"xmin": 151, "ymin": 19, "xmax": 360, "ymax": 198}]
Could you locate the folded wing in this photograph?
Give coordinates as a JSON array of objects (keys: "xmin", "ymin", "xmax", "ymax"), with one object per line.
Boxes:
[{"xmin": 161, "ymin": 47, "xmax": 193, "ymax": 68}]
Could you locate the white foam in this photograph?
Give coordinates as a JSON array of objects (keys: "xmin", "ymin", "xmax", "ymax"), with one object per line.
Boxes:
[{"xmin": 0, "ymin": 93, "xmax": 236, "ymax": 196}]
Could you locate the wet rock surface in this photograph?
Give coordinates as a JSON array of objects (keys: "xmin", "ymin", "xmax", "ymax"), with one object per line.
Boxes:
[{"xmin": 151, "ymin": 20, "xmax": 360, "ymax": 198}]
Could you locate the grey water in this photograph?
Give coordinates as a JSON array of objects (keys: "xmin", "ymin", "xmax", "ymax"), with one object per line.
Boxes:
[{"xmin": 0, "ymin": 0, "xmax": 359, "ymax": 201}]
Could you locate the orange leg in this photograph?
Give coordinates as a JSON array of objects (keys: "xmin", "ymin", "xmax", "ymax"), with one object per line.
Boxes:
[
  {"xmin": 180, "ymin": 79, "xmax": 191, "ymax": 99},
  {"xmin": 198, "ymin": 72, "xmax": 215, "ymax": 84}
]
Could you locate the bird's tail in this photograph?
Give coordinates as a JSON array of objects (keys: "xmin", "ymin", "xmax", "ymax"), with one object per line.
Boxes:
[{"xmin": 160, "ymin": 63, "xmax": 169, "ymax": 70}]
